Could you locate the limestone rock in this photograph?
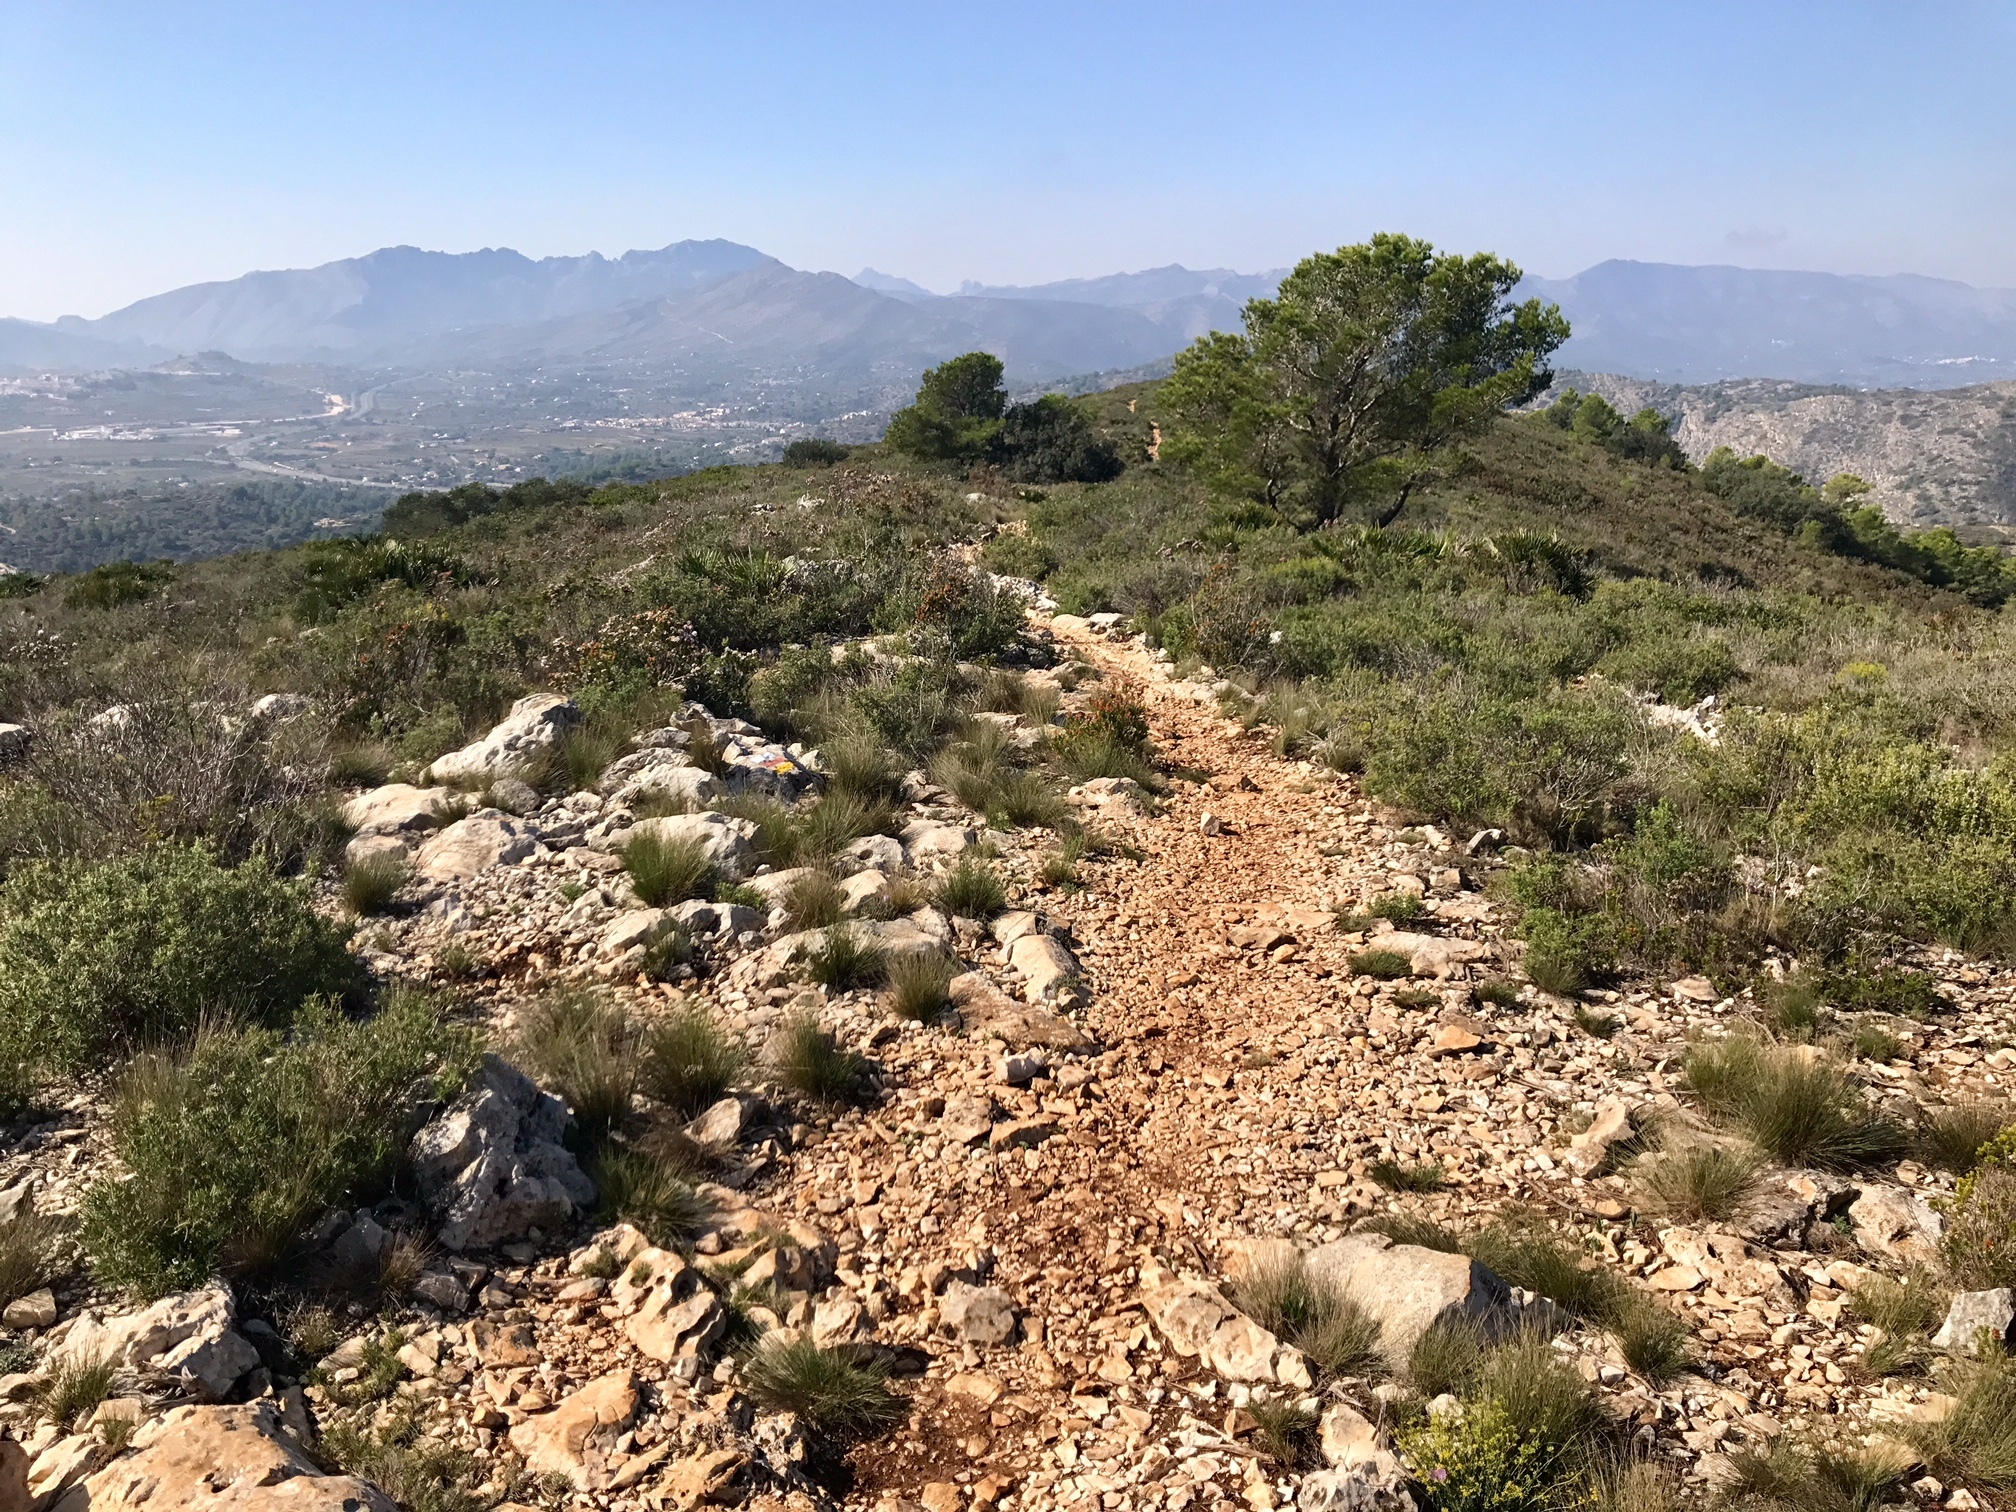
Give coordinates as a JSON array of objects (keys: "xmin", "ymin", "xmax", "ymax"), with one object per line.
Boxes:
[
  {"xmin": 0, "ymin": 722, "xmax": 30, "ymax": 766},
  {"xmin": 835, "ymin": 834, "xmax": 905, "ymax": 876},
  {"xmin": 414, "ymin": 813, "xmax": 537, "ymax": 882},
  {"xmin": 941, "ymin": 1092, "xmax": 998, "ymax": 1145},
  {"xmin": 1304, "ymin": 1234, "xmax": 1515, "ymax": 1370},
  {"xmin": 74, "ymin": 1402, "xmax": 390, "ymax": 1511},
  {"xmin": 410, "ymin": 1054, "xmax": 597, "ymax": 1250},
  {"xmin": 1564, "ymin": 1097, "xmax": 1633, "ymax": 1176},
  {"xmin": 1007, "ymin": 932, "xmax": 1082, "ymax": 1004},
  {"xmin": 902, "ymin": 819, "xmax": 977, "ymax": 865},
  {"xmin": 940, "ymin": 1282, "xmax": 1018, "ymax": 1345},
  {"xmin": 625, "ymin": 1284, "xmax": 725, "ymax": 1361},
  {"xmin": 340, "ymin": 782, "xmax": 454, "ymax": 834},
  {"xmin": 509, "ymin": 1369, "xmax": 640, "ymax": 1491},
  {"xmin": 947, "ymin": 973, "xmax": 1093, "ymax": 1051},
  {"xmin": 599, "ymin": 908, "xmax": 676, "ymax": 957},
  {"xmin": 599, "ymin": 749, "xmax": 722, "ymax": 808},
  {"xmin": 3, "ymin": 1288, "xmax": 56, "ymax": 1329},
  {"xmin": 838, "ymin": 869, "xmax": 892, "ymax": 914},
  {"xmin": 1850, "ymin": 1186, "xmax": 1945, "ymax": 1265},
  {"xmin": 54, "ymin": 1284, "xmax": 260, "ymax": 1402},
  {"xmin": 250, "ymin": 692, "xmax": 312, "ymax": 721},
  {"xmin": 426, "ymin": 693, "xmax": 581, "ymax": 784},
  {"xmin": 625, "ymin": 812, "xmax": 760, "ymax": 881},
  {"xmin": 1930, "ymin": 1288, "xmax": 2015, "ymax": 1352}
]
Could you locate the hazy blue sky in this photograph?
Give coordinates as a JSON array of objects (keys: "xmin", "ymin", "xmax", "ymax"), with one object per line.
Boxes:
[{"xmin": 4, "ymin": 2, "xmax": 2014, "ymax": 320}]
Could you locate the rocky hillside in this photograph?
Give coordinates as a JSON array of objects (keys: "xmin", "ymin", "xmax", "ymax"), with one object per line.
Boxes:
[
  {"xmin": 1563, "ymin": 371, "xmax": 2016, "ymax": 533},
  {"xmin": 3, "ymin": 605, "xmax": 2015, "ymax": 1512}
]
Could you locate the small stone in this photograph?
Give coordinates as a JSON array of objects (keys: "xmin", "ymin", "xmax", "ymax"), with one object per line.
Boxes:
[
  {"xmin": 1200, "ymin": 812, "xmax": 1225, "ymax": 836},
  {"xmin": 2, "ymin": 1288, "xmax": 56, "ymax": 1329},
  {"xmin": 940, "ymin": 1282, "xmax": 1018, "ymax": 1346}
]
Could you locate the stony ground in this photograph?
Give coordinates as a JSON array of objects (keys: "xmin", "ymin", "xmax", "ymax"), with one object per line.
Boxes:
[{"xmin": 5, "ymin": 608, "xmax": 2014, "ymax": 1512}]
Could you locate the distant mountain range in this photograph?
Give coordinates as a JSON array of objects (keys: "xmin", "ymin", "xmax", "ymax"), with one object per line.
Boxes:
[{"xmin": 9, "ymin": 246, "xmax": 2016, "ymax": 396}]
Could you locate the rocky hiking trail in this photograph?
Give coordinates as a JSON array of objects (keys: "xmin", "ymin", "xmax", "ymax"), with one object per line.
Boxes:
[{"xmin": 7, "ymin": 606, "xmax": 2016, "ymax": 1512}]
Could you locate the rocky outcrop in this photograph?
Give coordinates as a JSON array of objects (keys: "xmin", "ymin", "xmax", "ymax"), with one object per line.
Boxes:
[
  {"xmin": 621, "ymin": 812, "xmax": 759, "ymax": 881},
  {"xmin": 508, "ymin": 1368, "xmax": 641, "ymax": 1491},
  {"xmin": 65, "ymin": 1401, "xmax": 391, "ymax": 1512},
  {"xmin": 52, "ymin": 1285, "xmax": 260, "ymax": 1402},
  {"xmin": 410, "ymin": 1054, "xmax": 597, "ymax": 1250},
  {"xmin": 339, "ymin": 782, "xmax": 453, "ymax": 835}
]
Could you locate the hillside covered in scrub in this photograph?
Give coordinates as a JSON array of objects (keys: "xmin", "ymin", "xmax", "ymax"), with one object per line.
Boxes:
[{"xmin": 2, "ymin": 237, "xmax": 2016, "ymax": 1512}]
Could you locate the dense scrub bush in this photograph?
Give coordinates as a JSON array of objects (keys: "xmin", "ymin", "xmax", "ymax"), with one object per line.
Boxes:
[
  {"xmin": 79, "ymin": 992, "xmax": 474, "ymax": 1296},
  {"xmin": 292, "ymin": 537, "xmax": 473, "ymax": 624},
  {"xmin": 65, "ymin": 559, "xmax": 174, "ymax": 610},
  {"xmin": 782, "ymin": 438, "xmax": 851, "ymax": 467},
  {"xmin": 0, "ymin": 845, "xmax": 358, "ymax": 1106}
]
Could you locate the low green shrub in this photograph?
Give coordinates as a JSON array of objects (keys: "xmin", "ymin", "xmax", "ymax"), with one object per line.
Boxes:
[
  {"xmin": 1351, "ymin": 948, "xmax": 1413, "ymax": 980},
  {"xmin": 935, "ymin": 854, "xmax": 1007, "ymax": 918},
  {"xmin": 78, "ymin": 992, "xmax": 474, "ymax": 1297},
  {"xmin": 738, "ymin": 1335, "xmax": 904, "ymax": 1437},
  {"xmin": 619, "ymin": 831, "xmax": 714, "ymax": 907},
  {"xmin": 0, "ymin": 845, "xmax": 359, "ymax": 1104},
  {"xmin": 320, "ymin": 1403, "xmax": 488, "ymax": 1512},
  {"xmin": 512, "ymin": 986, "xmax": 637, "ymax": 1142},
  {"xmin": 767, "ymin": 1012, "xmax": 870, "ymax": 1103},
  {"xmin": 636, "ymin": 1006, "xmax": 747, "ymax": 1119},
  {"xmin": 1942, "ymin": 1155, "xmax": 2016, "ymax": 1290},
  {"xmin": 1683, "ymin": 1035, "xmax": 1905, "ymax": 1170}
]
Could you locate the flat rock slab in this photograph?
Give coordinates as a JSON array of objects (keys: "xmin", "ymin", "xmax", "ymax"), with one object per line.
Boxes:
[
  {"xmin": 948, "ymin": 973, "xmax": 1094, "ymax": 1052},
  {"xmin": 509, "ymin": 1368, "xmax": 640, "ymax": 1490},
  {"xmin": 75, "ymin": 1401, "xmax": 392, "ymax": 1512},
  {"xmin": 415, "ymin": 813, "xmax": 537, "ymax": 882}
]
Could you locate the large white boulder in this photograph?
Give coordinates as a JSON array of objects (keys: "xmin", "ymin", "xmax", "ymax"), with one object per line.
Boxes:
[
  {"xmin": 69, "ymin": 1400, "xmax": 392, "ymax": 1512},
  {"xmin": 426, "ymin": 694, "xmax": 581, "ymax": 785},
  {"xmin": 1303, "ymin": 1233, "xmax": 1517, "ymax": 1370},
  {"xmin": 414, "ymin": 813, "xmax": 538, "ymax": 882},
  {"xmin": 411, "ymin": 1055, "xmax": 598, "ymax": 1251},
  {"xmin": 623, "ymin": 812, "xmax": 759, "ymax": 881},
  {"xmin": 341, "ymin": 782, "xmax": 455, "ymax": 834}
]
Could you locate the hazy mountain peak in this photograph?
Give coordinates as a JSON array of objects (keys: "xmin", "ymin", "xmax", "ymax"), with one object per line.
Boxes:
[{"xmin": 851, "ymin": 268, "xmax": 938, "ymax": 302}]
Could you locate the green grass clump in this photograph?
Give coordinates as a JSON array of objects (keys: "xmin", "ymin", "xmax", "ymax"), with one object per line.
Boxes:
[
  {"xmin": 1351, "ymin": 948, "xmax": 1414, "ymax": 980},
  {"xmin": 1909, "ymin": 1348, "xmax": 2016, "ymax": 1492},
  {"xmin": 781, "ymin": 869, "xmax": 847, "ymax": 932},
  {"xmin": 320, "ymin": 1403, "xmax": 488, "ymax": 1512},
  {"xmin": 1247, "ymin": 1393, "xmax": 1319, "ymax": 1466},
  {"xmin": 619, "ymin": 831, "xmax": 714, "ymax": 907},
  {"xmin": 1914, "ymin": 1100, "xmax": 2012, "ymax": 1174},
  {"xmin": 884, "ymin": 952, "xmax": 957, "ymax": 1022},
  {"xmin": 1347, "ymin": 891, "xmax": 1426, "ymax": 927},
  {"xmin": 342, "ymin": 852, "xmax": 409, "ymax": 916},
  {"xmin": 1630, "ymin": 1141, "xmax": 1762, "ymax": 1222},
  {"xmin": 1721, "ymin": 1439, "xmax": 1909, "ymax": 1512},
  {"xmin": 0, "ymin": 845, "xmax": 359, "ymax": 1105},
  {"xmin": 78, "ymin": 991, "xmax": 474, "ymax": 1297},
  {"xmin": 1683, "ymin": 1035, "xmax": 1905, "ymax": 1170},
  {"xmin": 805, "ymin": 925, "xmax": 888, "ymax": 990},
  {"xmin": 32, "ymin": 1351, "xmax": 116, "ymax": 1429},
  {"xmin": 1473, "ymin": 980, "xmax": 1521, "ymax": 1007},
  {"xmin": 1235, "ymin": 1252, "xmax": 1384, "ymax": 1378},
  {"xmin": 739, "ymin": 1335, "xmax": 904, "ymax": 1437},
  {"xmin": 511, "ymin": 985, "xmax": 637, "ymax": 1142},
  {"xmin": 0, "ymin": 1210, "xmax": 71, "ymax": 1306},
  {"xmin": 1848, "ymin": 1270, "xmax": 1946, "ymax": 1374},
  {"xmin": 1038, "ymin": 834, "xmax": 1086, "ymax": 890},
  {"xmin": 591, "ymin": 1142, "xmax": 707, "ymax": 1246},
  {"xmin": 935, "ymin": 854, "xmax": 1007, "ymax": 918},
  {"xmin": 768, "ymin": 1011, "xmax": 870, "ymax": 1104},
  {"xmin": 1408, "ymin": 1318, "xmax": 1487, "ymax": 1397},
  {"xmin": 636, "ymin": 1006, "xmax": 747, "ymax": 1119},
  {"xmin": 1850, "ymin": 1021, "xmax": 1904, "ymax": 1063},
  {"xmin": 1369, "ymin": 1158, "xmax": 1446, "ymax": 1192}
]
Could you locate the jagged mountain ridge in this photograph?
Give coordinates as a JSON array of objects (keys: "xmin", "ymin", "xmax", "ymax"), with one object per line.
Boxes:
[{"xmin": 1560, "ymin": 369, "xmax": 2016, "ymax": 531}]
